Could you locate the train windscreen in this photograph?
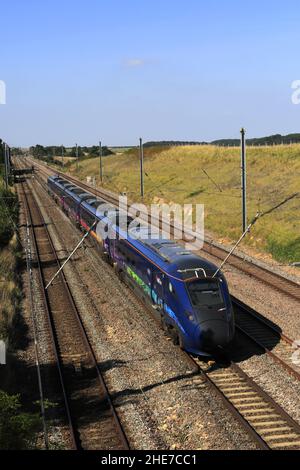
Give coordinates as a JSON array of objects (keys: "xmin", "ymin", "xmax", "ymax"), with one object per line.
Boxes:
[{"xmin": 187, "ymin": 279, "xmax": 224, "ymax": 308}]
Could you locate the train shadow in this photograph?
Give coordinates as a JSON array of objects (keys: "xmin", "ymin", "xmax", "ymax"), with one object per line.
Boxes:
[
  {"xmin": 225, "ymin": 308, "xmax": 283, "ymax": 364},
  {"xmin": 108, "ymin": 369, "xmax": 200, "ymax": 407},
  {"xmin": 0, "ymin": 352, "xmax": 200, "ymax": 439},
  {"xmin": 19, "ymin": 253, "xmax": 79, "ymax": 271},
  {"xmin": 0, "ymin": 354, "xmax": 131, "ymax": 433},
  {"xmin": 191, "ymin": 307, "xmax": 284, "ymax": 370}
]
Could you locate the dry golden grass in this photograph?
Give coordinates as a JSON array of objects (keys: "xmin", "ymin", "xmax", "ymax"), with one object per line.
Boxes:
[
  {"xmin": 61, "ymin": 144, "xmax": 300, "ymax": 262},
  {"xmin": 0, "ymin": 235, "xmax": 19, "ymax": 340},
  {"xmin": 53, "ymin": 156, "xmax": 75, "ymax": 164}
]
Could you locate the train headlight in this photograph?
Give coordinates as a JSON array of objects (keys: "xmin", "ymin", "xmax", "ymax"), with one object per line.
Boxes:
[{"xmin": 185, "ymin": 311, "xmax": 195, "ymax": 322}]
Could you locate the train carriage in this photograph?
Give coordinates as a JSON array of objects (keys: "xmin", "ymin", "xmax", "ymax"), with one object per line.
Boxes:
[
  {"xmin": 47, "ymin": 175, "xmax": 235, "ymax": 356},
  {"xmin": 63, "ymin": 186, "xmax": 90, "ymax": 223},
  {"xmin": 110, "ymin": 224, "xmax": 234, "ymax": 354}
]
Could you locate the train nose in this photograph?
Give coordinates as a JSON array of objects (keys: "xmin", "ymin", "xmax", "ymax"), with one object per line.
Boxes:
[{"xmin": 197, "ymin": 320, "xmax": 232, "ymax": 349}]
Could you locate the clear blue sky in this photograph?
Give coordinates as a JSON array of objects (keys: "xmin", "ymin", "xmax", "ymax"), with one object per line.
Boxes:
[{"xmin": 1, "ymin": 0, "xmax": 300, "ymax": 147}]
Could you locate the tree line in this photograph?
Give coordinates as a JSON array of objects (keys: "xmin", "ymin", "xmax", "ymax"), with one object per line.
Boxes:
[
  {"xmin": 145, "ymin": 133, "xmax": 300, "ymax": 147},
  {"xmin": 210, "ymin": 133, "xmax": 300, "ymax": 146},
  {"xmin": 29, "ymin": 144, "xmax": 114, "ymax": 161}
]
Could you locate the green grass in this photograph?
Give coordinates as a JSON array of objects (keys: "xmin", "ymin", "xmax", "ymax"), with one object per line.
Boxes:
[
  {"xmin": 0, "ymin": 186, "xmax": 18, "ymax": 246},
  {"xmin": 57, "ymin": 144, "xmax": 300, "ymax": 264}
]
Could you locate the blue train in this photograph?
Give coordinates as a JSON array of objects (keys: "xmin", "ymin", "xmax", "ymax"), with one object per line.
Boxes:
[{"xmin": 48, "ymin": 175, "xmax": 235, "ymax": 356}]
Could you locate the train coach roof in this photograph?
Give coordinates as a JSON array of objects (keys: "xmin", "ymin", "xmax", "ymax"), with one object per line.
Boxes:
[
  {"xmin": 170, "ymin": 254, "xmax": 217, "ymax": 279},
  {"xmin": 81, "ymin": 198, "xmax": 108, "ymax": 212},
  {"xmin": 81, "ymin": 198, "xmax": 100, "ymax": 215},
  {"xmin": 71, "ymin": 187, "xmax": 83, "ymax": 193},
  {"xmin": 64, "ymin": 185, "xmax": 78, "ymax": 193},
  {"xmin": 154, "ymin": 248, "xmax": 217, "ymax": 279},
  {"xmin": 48, "ymin": 175, "xmax": 61, "ymax": 183},
  {"xmin": 127, "ymin": 228, "xmax": 218, "ymax": 279},
  {"xmin": 89, "ymin": 199, "xmax": 106, "ymax": 208},
  {"xmin": 69, "ymin": 188, "xmax": 91, "ymax": 198},
  {"xmin": 48, "ymin": 176, "xmax": 66, "ymax": 187},
  {"xmin": 83, "ymin": 198, "xmax": 97, "ymax": 206},
  {"xmin": 51, "ymin": 176, "xmax": 73, "ymax": 187}
]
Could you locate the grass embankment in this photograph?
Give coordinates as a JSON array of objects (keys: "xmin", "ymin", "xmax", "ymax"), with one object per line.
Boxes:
[
  {"xmin": 0, "ymin": 181, "xmax": 41, "ymax": 449},
  {"xmin": 60, "ymin": 144, "xmax": 300, "ymax": 264},
  {"xmin": 0, "ymin": 184, "xmax": 19, "ymax": 341},
  {"xmin": 53, "ymin": 155, "xmax": 75, "ymax": 164}
]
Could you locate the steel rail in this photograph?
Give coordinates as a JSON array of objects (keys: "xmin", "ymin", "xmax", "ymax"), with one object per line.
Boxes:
[
  {"xmin": 19, "ymin": 181, "xmax": 78, "ymax": 449},
  {"xmin": 232, "ymin": 297, "xmax": 300, "ymax": 381},
  {"xmin": 187, "ymin": 354, "xmax": 300, "ymax": 450},
  {"xmin": 20, "ymin": 179, "xmax": 129, "ymax": 450}
]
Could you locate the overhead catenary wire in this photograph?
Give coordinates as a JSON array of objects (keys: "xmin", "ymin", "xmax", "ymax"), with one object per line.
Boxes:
[
  {"xmin": 213, "ymin": 192, "xmax": 300, "ymax": 277},
  {"xmin": 202, "ymin": 168, "xmax": 223, "ymax": 192},
  {"xmin": 45, "ymin": 220, "xmax": 97, "ymax": 290}
]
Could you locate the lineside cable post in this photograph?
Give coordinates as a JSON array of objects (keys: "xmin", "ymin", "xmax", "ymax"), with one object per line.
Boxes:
[
  {"xmin": 240, "ymin": 128, "xmax": 247, "ymax": 233},
  {"xmin": 7, "ymin": 146, "xmax": 11, "ymax": 175},
  {"xmin": 4, "ymin": 143, "xmax": 8, "ymax": 190},
  {"xmin": 99, "ymin": 141, "xmax": 103, "ymax": 183},
  {"xmin": 139, "ymin": 137, "xmax": 144, "ymax": 197}
]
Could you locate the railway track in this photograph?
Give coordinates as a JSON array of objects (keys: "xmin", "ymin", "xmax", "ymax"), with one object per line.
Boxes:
[
  {"xmin": 203, "ymin": 243, "xmax": 300, "ymax": 302},
  {"xmin": 19, "ymin": 180, "xmax": 129, "ymax": 450},
  {"xmin": 26, "ymin": 157, "xmax": 300, "ymax": 302},
  {"xmin": 18, "ymin": 158, "xmax": 300, "ymax": 450},
  {"xmin": 233, "ymin": 297, "xmax": 300, "ymax": 381},
  {"xmin": 118, "ymin": 267, "xmax": 300, "ymax": 450},
  {"xmin": 29, "ymin": 172, "xmax": 300, "ymax": 451},
  {"xmin": 27, "ymin": 161, "xmax": 300, "ymax": 381},
  {"xmin": 189, "ymin": 355, "xmax": 300, "ymax": 450}
]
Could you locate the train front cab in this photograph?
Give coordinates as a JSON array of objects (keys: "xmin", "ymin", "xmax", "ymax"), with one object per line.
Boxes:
[
  {"xmin": 183, "ymin": 274, "xmax": 235, "ymax": 354},
  {"xmin": 109, "ymin": 231, "xmax": 233, "ymax": 355},
  {"xmin": 152, "ymin": 271, "xmax": 234, "ymax": 355}
]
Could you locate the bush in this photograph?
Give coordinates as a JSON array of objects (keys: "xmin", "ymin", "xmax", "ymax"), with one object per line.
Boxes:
[
  {"xmin": 0, "ymin": 187, "xmax": 18, "ymax": 246},
  {"xmin": 0, "ymin": 391, "xmax": 41, "ymax": 449}
]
